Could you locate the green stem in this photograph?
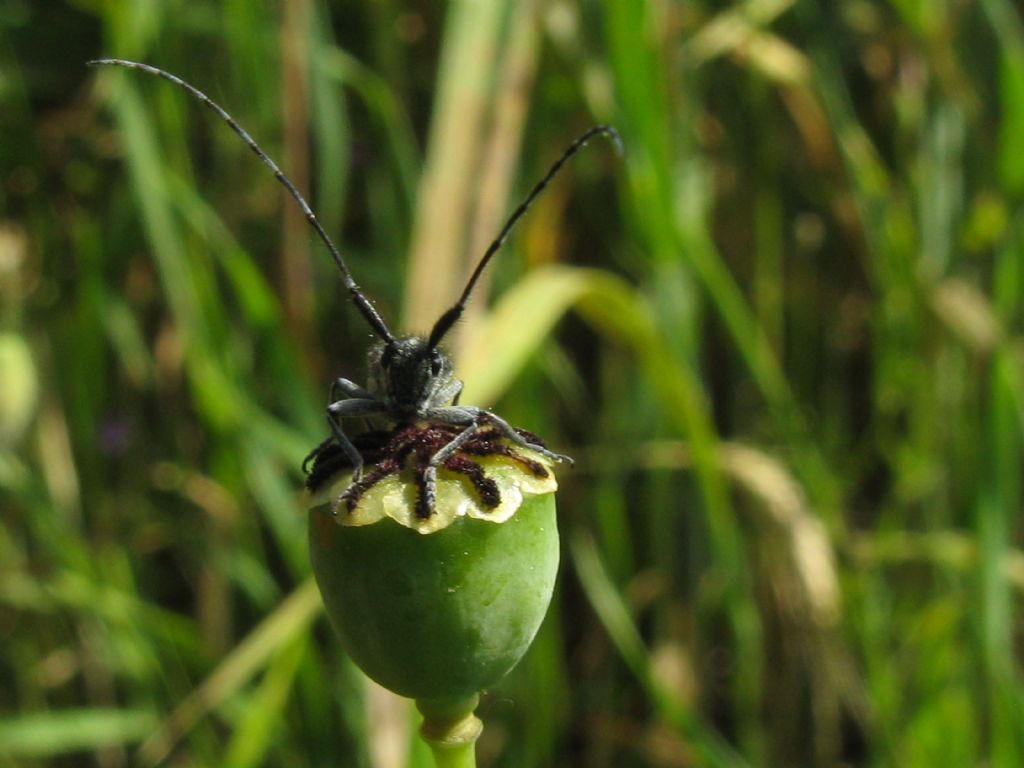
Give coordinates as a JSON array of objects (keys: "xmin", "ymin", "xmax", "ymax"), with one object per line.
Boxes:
[{"xmin": 417, "ymin": 695, "xmax": 481, "ymax": 768}]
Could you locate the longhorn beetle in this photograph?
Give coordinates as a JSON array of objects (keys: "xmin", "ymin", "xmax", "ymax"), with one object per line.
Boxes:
[{"xmin": 89, "ymin": 58, "xmax": 620, "ymax": 517}]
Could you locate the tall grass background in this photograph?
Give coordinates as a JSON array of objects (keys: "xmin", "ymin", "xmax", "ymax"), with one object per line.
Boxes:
[{"xmin": 3, "ymin": 0, "xmax": 1024, "ymax": 765}]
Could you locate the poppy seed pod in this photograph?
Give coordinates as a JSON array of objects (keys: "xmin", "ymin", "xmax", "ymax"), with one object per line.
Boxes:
[{"xmin": 307, "ymin": 443, "xmax": 561, "ymax": 701}]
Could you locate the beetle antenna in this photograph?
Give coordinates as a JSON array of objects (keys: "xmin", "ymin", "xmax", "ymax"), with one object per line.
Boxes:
[
  {"xmin": 427, "ymin": 125, "xmax": 621, "ymax": 349},
  {"xmin": 89, "ymin": 58, "xmax": 396, "ymax": 344}
]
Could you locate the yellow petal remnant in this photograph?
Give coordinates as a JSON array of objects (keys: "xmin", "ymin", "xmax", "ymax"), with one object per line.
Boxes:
[{"xmin": 306, "ymin": 447, "xmax": 558, "ymax": 534}]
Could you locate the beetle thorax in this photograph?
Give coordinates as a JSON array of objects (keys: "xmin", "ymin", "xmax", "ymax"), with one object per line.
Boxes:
[{"xmin": 366, "ymin": 337, "xmax": 461, "ymax": 417}]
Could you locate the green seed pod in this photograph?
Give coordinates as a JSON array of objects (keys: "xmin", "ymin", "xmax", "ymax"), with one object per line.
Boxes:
[{"xmin": 308, "ymin": 450, "xmax": 560, "ymax": 701}]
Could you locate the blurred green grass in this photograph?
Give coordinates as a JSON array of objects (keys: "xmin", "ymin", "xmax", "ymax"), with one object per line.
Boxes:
[{"xmin": 3, "ymin": 0, "xmax": 1024, "ymax": 766}]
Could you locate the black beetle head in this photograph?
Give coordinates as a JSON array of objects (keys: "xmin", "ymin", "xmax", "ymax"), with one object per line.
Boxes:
[{"xmin": 367, "ymin": 337, "xmax": 461, "ymax": 417}]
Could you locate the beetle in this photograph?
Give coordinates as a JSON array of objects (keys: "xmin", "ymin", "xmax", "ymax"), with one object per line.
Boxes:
[{"xmin": 89, "ymin": 58, "xmax": 619, "ymax": 516}]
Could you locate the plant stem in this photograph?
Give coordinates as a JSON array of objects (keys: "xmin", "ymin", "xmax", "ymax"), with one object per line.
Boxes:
[{"xmin": 417, "ymin": 695, "xmax": 481, "ymax": 768}]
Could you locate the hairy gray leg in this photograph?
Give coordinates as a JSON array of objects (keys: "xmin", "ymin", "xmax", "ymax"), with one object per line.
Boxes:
[
  {"xmin": 325, "ymin": 398, "xmax": 387, "ymax": 511},
  {"xmin": 427, "ymin": 406, "xmax": 573, "ymax": 465}
]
